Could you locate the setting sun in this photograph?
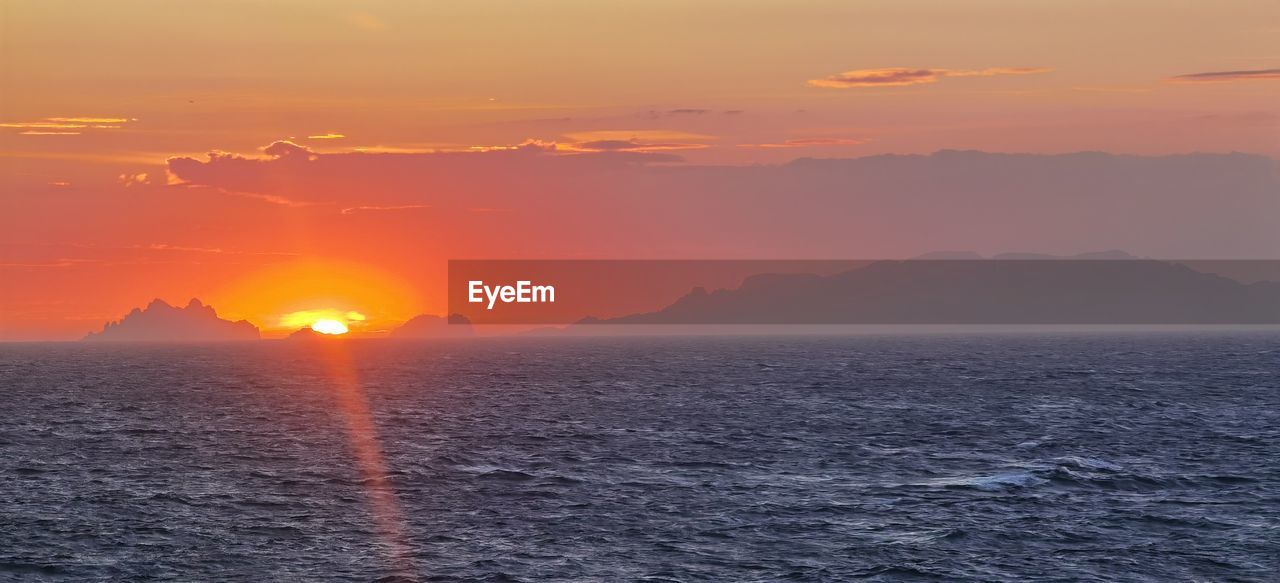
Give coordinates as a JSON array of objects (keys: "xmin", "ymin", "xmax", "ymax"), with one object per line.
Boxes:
[
  {"xmin": 280, "ymin": 309, "xmax": 366, "ymax": 330},
  {"xmin": 310, "ymin": 319, "xmax": 349, "ymax": 335},
  {"xmin": 200, "ymin": 260, "xmax": 421, "ymax": 338}
]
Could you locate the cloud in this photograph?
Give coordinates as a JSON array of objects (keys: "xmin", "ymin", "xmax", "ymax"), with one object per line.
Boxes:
[
  {"xmin": 568, "ymin": 139, "xmax": 709, "ymax": 153},
  {"xmin": 1166, "ymin": 68, "xmax": 1280, "ymax": 83},
  {"xmin": 162, "ymin": 144, "xmax": 322, "ymax": 204},
  {"xmin": 118, "ymin": 172, "xmax": 152, "ymax": 187},
  {"xmin": 164, "ymin": 138, "xmax": 682, "ymax": 209},
  {"xmin": 467, "ymin": 139, "xmax": 559, "ymax": 153},
  {"xmin": 158, "ymin": 144, "xmax": 1280, "ymax": 260},
  {"xmin": 560, "ymin": 130, "xmax": 715, "ymax": 153},
  {"xmin": 261, "ymin": 140, "xmax": 316, "ymax": 159},
  {"xmin": 46, "ymin": 117, "xmax": 131, "ymax": 124},
  {"xmin": 808, "ymin": 67, "xmax": 1051, "ymax": 88},
  {"xmin": 2, "ymin": 122, "xmax": 85, "ymax": 129},
  {"xmin": 738, "ymin": 137, "xmax": 866, "ymax": 149},
  {"xmin": 340, "ymin": 204, "xmax": 432, "ymax": 215},
  {"xmin": 1, "ymin": 116, "xmax": 134, "ymax": 134},
  {"xmin": 308, "ymin": 133, "xmax": 346, "ymax": 140}
]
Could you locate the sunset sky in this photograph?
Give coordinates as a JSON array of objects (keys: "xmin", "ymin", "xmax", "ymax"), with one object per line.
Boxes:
[{"xmin": 3, "ymin": 0, "xmax": 1279, "ymax": 339}]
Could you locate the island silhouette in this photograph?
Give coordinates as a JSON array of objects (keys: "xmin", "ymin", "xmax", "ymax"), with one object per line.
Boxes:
[
  {"xmin": 83, "ymin": 299, "xmax": 260, "ymax": 342},
  {"xmin": 284, "ymin": 327, "xmax": 343, "ymax": 341}
]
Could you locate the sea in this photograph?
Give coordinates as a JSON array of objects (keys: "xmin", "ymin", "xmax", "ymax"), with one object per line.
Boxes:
[{"xmin": 1, "ymin": 332, "xmax": 1277, "ymax": 581}]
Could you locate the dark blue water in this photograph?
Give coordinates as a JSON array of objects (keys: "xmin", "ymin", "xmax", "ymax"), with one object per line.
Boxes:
[{"xmin": 2, "ymin": 333, "xmax": 1278, "ymax": 581}]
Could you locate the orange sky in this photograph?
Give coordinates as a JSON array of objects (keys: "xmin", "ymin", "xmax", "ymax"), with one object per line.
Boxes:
[{"xmin": 2, "ymin": 1, "xmax": 1279, "ymax": 339}]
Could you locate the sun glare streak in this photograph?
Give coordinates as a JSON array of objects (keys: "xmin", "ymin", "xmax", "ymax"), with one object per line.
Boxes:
[{"xmin": 316, "ymin": 342, "xmax": 418, "ymax": 578}]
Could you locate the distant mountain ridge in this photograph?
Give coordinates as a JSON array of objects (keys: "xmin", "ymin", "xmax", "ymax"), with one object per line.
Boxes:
[
  {"xmin": 914, "ymin": 250, "xmax": 1142, "ymax": 260},
  {"xmin": 602, "ymin": 259, "xmax": 1280, "ymax": 324},
  {"xmin": 84, "ymin": 299, "xmax": 260, "ymax": 342},
  {"xmin": 389, "ymin": 314, "xmax": 475, "ymax": 338}
]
